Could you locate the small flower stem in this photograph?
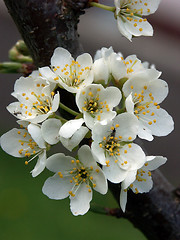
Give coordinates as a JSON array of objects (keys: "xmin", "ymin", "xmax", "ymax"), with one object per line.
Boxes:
[
  {"xmin": 90, "ymin": 203, "xmax": 123, "ymax": 218},
  {"xmin": 59, "ymin": 102, "xmax": 79, "ymax": 116},
  {"xmin": 52, "ymin": 114, "xmax": 67, "ymax": 123},
  {"xmin": 116, "ymin": 93, "xmax": 126, "ymax": 114},
  {"xmin": 89, "ymin": 2, "xmax": 116, "ymax": 12}
]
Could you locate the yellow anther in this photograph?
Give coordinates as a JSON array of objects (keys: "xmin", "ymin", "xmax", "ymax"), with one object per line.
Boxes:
[
  {"xmin": 93, "ymin": 184, "xmax": 96, "ymax": 188},
  {"xmin": 88, "ymin": 189, "xmax": 92, "ymax": 193},
  {"xmin": 153, "ymin": 119, "xmax": 156, "ymax": 123},
  {"xmin": 51, "ymin": 91, "xmax": 55, "ymax": 96},
  {"xmin": 124, "ymin": 161, "xmax": 128, "ymax": 164},
  {"xmin": 145, "ymin": 163, "xmax": 148, "ymax": 166},
  {"xmin": 128, "ymin": 144, "xmax": 132, "ymax": 148},
  {"xmin": 71, "ymin": 160, "xmax": 75, "ymax": 164},
  {"xmin": 82, "ymin": 91, "xmax": 85, "ymax": 95},
  {"xmin": 25, "ymin": 161, "xmax": 28, "ymax": 165},
  {"xmin": 103, "ymin": 136, "xmax": 106, "ymax": 141},
  {"xmin": 115, "ymin": 124, "xmax": 119, "ymax": 128},
  {"xmin": 99, "ymin": 143, "xmax": 103, "ymax": 148},
  {"xmin": 128, "ymin": 136, "xmax": 132, "ymax": 140},
  {"xmin": 54, "ymin": 77, "xmax": 59, "ymax": 80},
  {"xmin": 134, "ymin": 23, "xmax": 137, "ymax": 27},
  {"xmin": 157, "ymin": 105, "xmax": 160, "ymax": 109},
  {"xmin": 124, "ymin": 150, "xmax": 127, "ymax": 154},
  {"xmin": 90, "ymin": 176, "xmax": 93, "ymax": 180},
  {"xmin": 96, "ymin": 169, "xmax": 99, "ymax": 173},
  {"xmin": 69, "ymin": 191, "xmax": 75, "ymax": 197},
  {"xmin": 131, "ymin": 85, "xmax": 134, "ymax": 89},
  {"xmin": 111, "ymin": 126, "xmax": 114, "ymax": 130},
  {"xmin": 148, "ymin": 121, "xmax": 152, "ymax": 125},
  {"xmin": 97, "ymin": 115, "xmax": 101, "ymax": 121},
  {"xmin": 144, "ymin": 86, "xmax": 147, "ymax": 90},
  {"xmin": 76, "ymin": 160, "xmax": 80, "ymax": 164},
  {"xmin": 130, "ymin": 184, "xmax": 133, "ymax": 188},
  {"xmin": 119, "ymin": 136, "xmax": 122, "ymax": 139}
]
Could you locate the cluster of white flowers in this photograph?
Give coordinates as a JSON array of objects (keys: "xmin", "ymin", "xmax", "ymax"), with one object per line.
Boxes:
[{"xmin": 0, "ymin": 46, "xmax": 174, "ymax": 215}]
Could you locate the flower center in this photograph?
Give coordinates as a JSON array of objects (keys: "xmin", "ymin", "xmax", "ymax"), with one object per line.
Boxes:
[
  {"xmin": 131, "ymin": 86, "xmax": 160, "ymax": 125},
  {"xmin": 53, "ymin": 60, "xmax": 90, "ymax": 88}
]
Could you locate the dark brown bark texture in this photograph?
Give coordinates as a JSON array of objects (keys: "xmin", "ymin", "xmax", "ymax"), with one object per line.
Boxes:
[{"xmin": 3, "ymin": 1, "xmax": 180, "ymax": 239}]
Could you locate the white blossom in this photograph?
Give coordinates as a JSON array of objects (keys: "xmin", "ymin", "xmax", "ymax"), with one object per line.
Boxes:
[
  {"xmin": 59, "ymin": 118, "xmax": 89, "ymax": 151},
  {"xmin": 120, "ymin": 156, "xmax": 167, "ymax": 212},
  {"xmin": 123, "ymin": 69, "xmax": 174, "ymax": 140},
  {"xmin": 41, "ymin": 118, "xmax": 89, "ymax": 151},
  {"xmin": 93, "ymin": 47, "xmax": 149, "ymax": 85},
  {"xmin": 7, "ymin": 73, "xmax": 59, "ymax": 123},
  {"xmin": 114, "ymin": 0, "xmax": 161, "ymax": 41},
  {"xmin": 76, "ymin": 84, "xmax": 122, "ymax": 129},
  {"xmin": 42, "ymin": 145, "xmax": 108, "ymax": 216},
  {"xmin": 0, "ymin": 122, "xmax": 50, "ymax": 177},
  {"xmin": 91, "ymin": 113, "xmax": 146, "ymax": 183},
  {"xmin": 39, "ymin": 47, "xmax": 93, "ymax": 93}
]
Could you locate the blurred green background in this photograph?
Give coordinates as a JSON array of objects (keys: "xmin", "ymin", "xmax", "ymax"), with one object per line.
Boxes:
[{"xmin": 0, "ymin": 144, "xmax": 146, "ymax": 240}]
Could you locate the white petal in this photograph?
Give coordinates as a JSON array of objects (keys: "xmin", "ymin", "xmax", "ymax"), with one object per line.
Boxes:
[
  {"xmin": 41, "ymin": 118, "xmax": 62, "ymax": 145},
  {"xmin": 99, "ymin": 86, "xmax": 122, "ymax": 108},
  {"xmin": 78, "ymin": 145, "xmax": 97, "ymax": 168},
  {"xmin": 42, "ymin": 173, "xmax": 73, "ymax": 199},
  {"xmin": 0, "ymin": 128, "xmax": 28, "ymax": 157},
  {"xmin": 110, "ymin": 55, "xmax": 127, "ymax": 81},
  {"xmin": 76, "ymin": 53, "xmax": 93, "ymax": 70},
  {"xmin": 70, "ymin": 182, "xmax": 92, "ymax": 216},
  {"xmin": 120, "ymin": 188, "xmax": 127, "ymax": 212},
  {"xmin": 120, "ymin": 144, "xmax": 146, "ymax": 171},
  {"xmin": 131, "ymin": 170, "xmax": 153, "ymax": 193},
  {"xmin": 28, "ymin": 124, "xmax": 46, "ymax": 148},
  {"xmin": 31, "ymin": 151, "xmax": 47, "ymax": 177},
  {"xmin": 46, "ymin": 153, "xmax": 74, "ymax": 173},
  {"xmin": 90, "ymin": 167, "xmax": 108, "ymax": 195},
  {"xmin": 59, "ymin": 118, "xmax": 84, "ymax": 138},
  {"xmin": 92, "ymin": 58, "xmax": 109, "ymax": 84},
  {"xmin": 51, "ymin": 47, "xmax": 73, "ymax": 68},
  {"xmin": 103, "ymin": 158, "xmax": 128, "ymax": 183},
  {"xmin": 51, "ymin": 92, "xmax": 60, "ymax": 112},
  {"xmin": 124, "ymin": 17, "xmax": 153, "ymax": 37},
  {"xmin": 114, "ymin": 113, "xmax": 139, "ymax": 141},
  {"xmin": 116, "ymin": 16, "xmax": 132, "ymax": 41},
  {"xmin": 140, "ymin": 107, "xmax": 174, "ymax": 137},
  {"xmin": 125, "ymin": 94, "xmax": 134, "ymax": 114},
  {"xmin": 122, "ymin": 170, "xmax": 137, "ymax": 189},
  {"xmin": 91, "ymin": 141, "xmax": 106, "ymax": 165},
  {"xmin": 130, "ymin": 0, "xmax": 161, "ymax": 16},
  {"xmin": 138, "ymin": 121, "xmax": 153, "ymax": 141},
  {"xmin": 146, "ymin": 156, "xmax": 167, "ymax": 171},
  {"xmin": 60, "ymin": 126, "xmax": 88, "ymax": 151},
  {"xmin": 39, "ymin": 66, "xmax": 57, "ymax": 82}
]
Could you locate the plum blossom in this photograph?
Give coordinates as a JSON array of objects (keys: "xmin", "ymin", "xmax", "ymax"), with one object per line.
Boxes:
[
  {"xmin": 120, "ymin": 156, "xmax": 167, "ymax": 212},
  {"xmin": 123, "ymin": 69, "xmax": 174, "ymax": 141},
  {"xmin": 0, "ymin": 122, "xmax": 49, "ymax": 177},
  {"xmin": 114, "ymin": 0, "xmax": 161, "ymax": 41},
  {"xmin": 93, "ymin": 47, "xmax": 150, "ymax": 85},
  {"xmin": 91, "ymin": 113, "xmax": 146, "ymax": 183},
  {"xmin": 7, "ymin": 73, "xmax": 59, "ymax": 123},
  {"xmin": 76, "ymin": 84, "xmax": 122, "ymax": 129},
  {"xmin": 41, "ymin": 118, "xmax": 89, "ymax": 151},
  {"xmin": 42, "ymin": 145, "xmax": 108, "ymax": 216},
  {"xmin": 39, "ymin": 47, "xmax": 93, "ymax": 93}
]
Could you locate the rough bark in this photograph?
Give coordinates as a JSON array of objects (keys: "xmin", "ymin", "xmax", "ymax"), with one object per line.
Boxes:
[{"xmin": 3, "ymin": 1, "xmax": 180, "ymax": 239}]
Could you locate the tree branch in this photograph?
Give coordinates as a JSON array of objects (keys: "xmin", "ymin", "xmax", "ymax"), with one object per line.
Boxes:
[{"xmin": 3, "ymin": 1, "xmax": 180, "ymax": 239}]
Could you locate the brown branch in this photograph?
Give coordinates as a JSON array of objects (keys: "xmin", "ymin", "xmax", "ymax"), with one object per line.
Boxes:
[{"xmin": 3, "ymin": 1, "xmax": 180, "ymax": 239}]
